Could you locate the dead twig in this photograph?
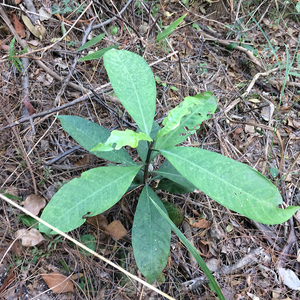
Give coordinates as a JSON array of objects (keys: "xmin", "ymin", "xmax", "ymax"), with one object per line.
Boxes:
[
  {"xmin": 0, "ymin": 84, "xmax": 109, "ymax": 131},
  {"xmin": 54, "ymin": 18, "xmax": 96, "ymax": 105}
]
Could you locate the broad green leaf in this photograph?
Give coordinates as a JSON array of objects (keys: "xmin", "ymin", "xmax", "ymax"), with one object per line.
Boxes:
[
  {"xmin": 226, "ymin": 43, "xmax": 258, "ymax": 55},
  {"xmin": 156, "ymin": 14, "xmax": 186, "ymax": 42},
  {"xmin": 155, "ymin": 159, "xmax": 196, "ymax": 193},
  {"xmin": 91, "ymin": 129, "xmax": 152, "ymax": 152},
  {"xmin": 132, "ymin": 185, "xmax": 171, "ymax": 283},
  {"xmin": 160, "ymin": 147, "xmax": 300, "ymax": 225},
  {"xmin": 57, "ymin": 116, "xmax": 134, "ymax": 165},
  {"xmin": 77, "ymin": 33, "xmax": 105, "ymax": 52},
  {"xmin": 157, "ymin": 178, "xmax": 193, "ymax": 194},
  {"xmin": 137, "ymin": 121, "xmax": 161, "ymax": 162},
  {"xmin": 149, "ymin": 197, "xmax": 225, "ymax": 300},
  {"xmin": 103, "ymin": 49, "xmax": 156, "ymax": 135},
  {"xmin": 79, "ymin": 234, "xmax": 96, "ymax": 254},
  {"xmin": 155, "ymin": 92, "xmax": 217, "ymax": 149},
  {"xmin": 161, "ymin": 200, "xmax": 183, "ymax": 226},
  {"xmin": 39, "ymin": 166, "xmax": 140, "ymax": 234},
  {"xmin": 78, "ymin": 45, "xmax": 118, "ymax": 61}
]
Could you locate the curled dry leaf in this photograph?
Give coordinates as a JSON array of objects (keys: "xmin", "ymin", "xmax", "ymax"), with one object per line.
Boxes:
[
  {"xmin": 11, "ymin": 14, "xmax": 26, "ymax": 38},
  {"xmin": 23, "ymin": 194, "xmax": 46, "ymax": 215},
  {"xmin": 15, "ymin": 228, "xmax": 44, "ymax": 247},
  {"xmin": 106, "ymin": 220, "xmax": 127, "ymax": 241},
  {"xmin": 42, "ymin": 272, "xmax": 74, "ymax": 293},
  {"xmin": 23, "ymin": 99, "xmax": 36, "ymax": 115},
  {"xmin": 188, "ymin": 218, "xmax": 210, "ymax": 229},
  {"xmin": 87, "ymin": 214, "xmax": 108, "ymax": 231}
]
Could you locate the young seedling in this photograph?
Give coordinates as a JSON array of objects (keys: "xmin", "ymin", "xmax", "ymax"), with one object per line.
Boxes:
[{"xmin": 39, "ymin": 49, "xmax": 300, "ymax": 299}]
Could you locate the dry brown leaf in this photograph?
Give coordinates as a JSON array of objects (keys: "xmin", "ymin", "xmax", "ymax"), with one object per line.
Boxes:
[
  {"xmin": 106, "ymin": 220, "xmax": 127, "ymax": 240},
  {"xmin": 15, "ymin": 228, "xmax": 44, "ymax": 247},
  {"xmin": 42, "ymin": 272, "xmax": 74, "ymax": 293},
  {"xmin": 87, "ymin": 214, "xmax": 108, "ymax": 231},
  {"xmin": 0, "ymin": 267, "xmax": 15, "ymax": 293},
  {"xmin": 188, "ymin": 218, "xmax": 210, "ymax": 229},
  {"xmin": 23, "ymin": 194, "xmax": 46, "ymax": 215},
  {"xmin": 11, "ymin": 240, "xmax": 22, "ymax": 257},
  {"xmin": 11, "ymin": 14, "xmax": 26, "ymax": 38},
  {"xmin": 23, "ymin": 99, "xmax": 36, "ymax": 115},
  {"xmin": 74, "ymin": 154, "xmax": 92, "ymax": 167}
]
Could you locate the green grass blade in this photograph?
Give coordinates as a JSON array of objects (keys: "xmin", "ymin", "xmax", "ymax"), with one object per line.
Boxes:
[
  {"xmin": 78, "ymin": 45, "xmax": 118, "ymax": 61},
  {"xmin": 149, "ymin": 196, "xmax": 225, "ymax": 300},
  {"xmin": 156, "ymin": 14, "xmax": 186, "ymax": 42},
  {"xmin": 77, "ymin": 33, "xmax": 105, "ymax": 52}
]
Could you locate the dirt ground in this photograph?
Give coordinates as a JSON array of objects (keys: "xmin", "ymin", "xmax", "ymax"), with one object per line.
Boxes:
[{"xmin": 0, "ymin": 1, "xmax": 299, "ymax": 299}]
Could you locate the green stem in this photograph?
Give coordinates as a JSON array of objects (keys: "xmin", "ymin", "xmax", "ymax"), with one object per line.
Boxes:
[{"xmin": 144, "ymin": 142, "xmax": 154, "ymax": 184}]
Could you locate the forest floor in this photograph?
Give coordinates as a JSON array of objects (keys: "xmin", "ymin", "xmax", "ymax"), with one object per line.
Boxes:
[{"xmin": 0, "ymin": 1, "xmax": 299, "ymax": 299}]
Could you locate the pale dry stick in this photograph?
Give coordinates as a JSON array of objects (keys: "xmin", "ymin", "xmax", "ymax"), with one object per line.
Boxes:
[
  {"xmin": 27, "ymin": 118, "xmax": 56, "ymax": 157},
  {"xmin": 235, "ymin": 2, "xmax": 270, "ymax": 35},
  {"xmin": 54, "ymin": 17, "xmax": 96, "ymax": 106},
  {"xmin": 0, "ymin": 193, "xmax": 176, "ymax": 300},
  {"xmin": 149, "ymin": 50, "xmax": 179, "ymax": 67},
  {"xmin": 285, "ymin": 151, "xmax": 300, "ymax": 180},
  {"xmin": 213, "ymin": 119, "xmax": 232, "ymax": 158},
  {"xmin": 241, "ymin": 67, "xmax": 279, "ymax": 98},
  {"xmin": 225, "ymin": 112, "xmax": 276, "ymax": 131},
  {"xmin": 182, "ymin": 247, "xmax": 265, "ymax": 291},
  {"xmin": 91, "ymin": 0, "xmax": 133, "ymax": 30},
  {"xmin": 202, "ymin": 33, "xmax": 263, "ymax": 69},
  {"xmin": 0, "ymin": 84, "xmax": 110, "ymax": 131}
]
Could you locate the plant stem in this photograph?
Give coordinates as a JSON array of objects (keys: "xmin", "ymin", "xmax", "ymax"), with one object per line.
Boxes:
[{"xmin": 144, "ymin": 142, "xmax": 153, "ymax": 184}]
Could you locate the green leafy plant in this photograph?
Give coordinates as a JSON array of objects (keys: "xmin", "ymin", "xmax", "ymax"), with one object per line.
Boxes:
[
  {"xmin": 39, "ymin": 49, "xmax": 300, "ymax": 298},
  {"xmin": 156, "ymin": 14, "xmax": 186, "ymax": 42},
  {"xmin": 8, "ymin": 37, "xmax": 27, "ymax": 72},
  {"xmin": 52, "ymin": 0, "xmax": 86, "ymax": 15}
]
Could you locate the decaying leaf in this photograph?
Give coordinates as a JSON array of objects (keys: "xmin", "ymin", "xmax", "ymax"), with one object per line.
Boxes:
[
  {"xmin": 87, "ymin": 214, "xmax": 108, "ymax": 231},
  {"xmin": 15, "ymin": 228, "xmax": 44, "ymax": 247},
  {"xmin": 278, "ymin": 267, "xmax": 300, "ymax": 291},
  {"xmin": 23, "ymin": 99, "xmax": 36, "ymax": 115},
  {"xmin": 188, "ymin": 218, "xmax": 210, "ymax": 229},
  {"xmin": 42, "ymin": 272, "xmax": 74, "ymax": 293},
  {"xmin": 106, "ymin": 220, "xmax": 127, "ymax": 240},
  {"xmin": 23, "ymin": 194, "xmax": 46, "ymax": 215},
  {"xmin": 11, "ymin": 14, "xmax": 26, "ymax": 38},
  {"xmin": 21, "ymin": 14, "xmax": 46, "ymax": 40}
]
